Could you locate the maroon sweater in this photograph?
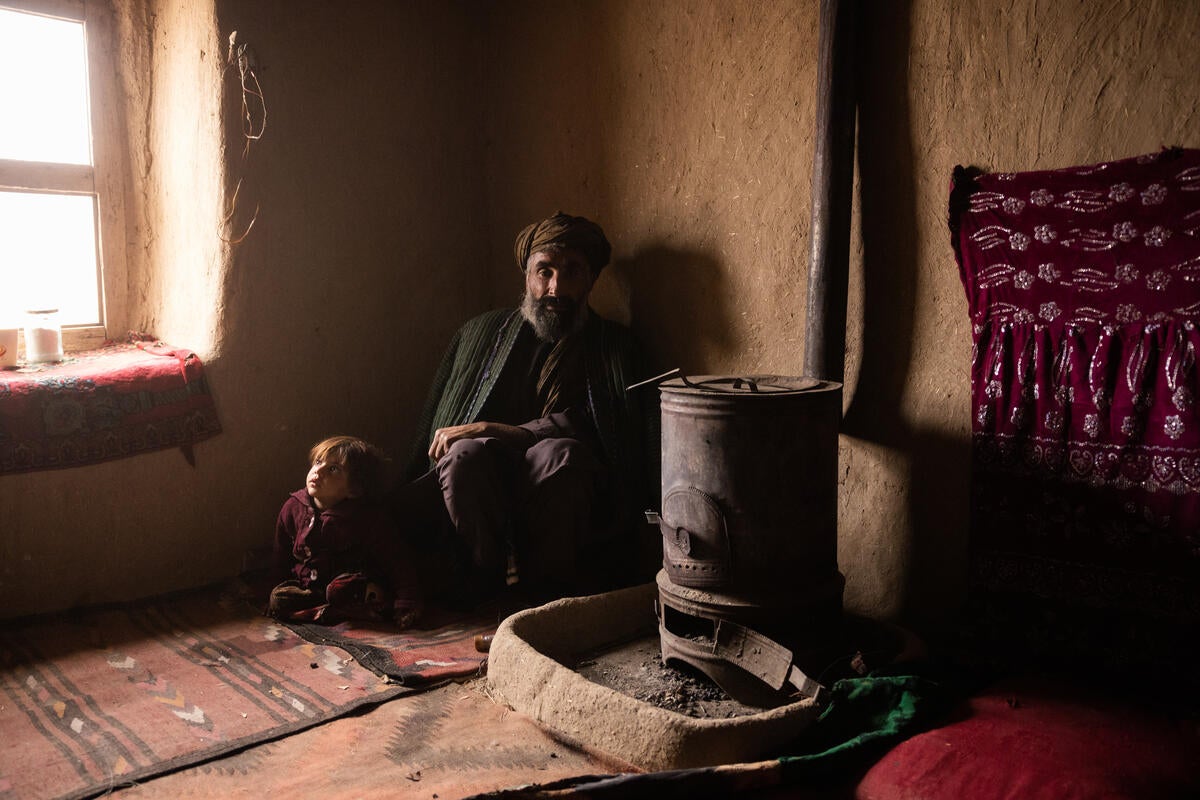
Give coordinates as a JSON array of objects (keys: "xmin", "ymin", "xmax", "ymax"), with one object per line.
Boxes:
[{"xmin": 273, "ymin": 490, "xmax": 421, "ymax": 613}]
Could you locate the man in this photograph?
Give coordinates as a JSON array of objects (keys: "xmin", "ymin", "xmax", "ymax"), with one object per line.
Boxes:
[{"xmin": 398, "ymin": 212, "xmax": 656, "ymax": 605}]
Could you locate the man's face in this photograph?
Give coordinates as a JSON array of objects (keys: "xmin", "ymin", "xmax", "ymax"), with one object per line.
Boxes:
[
  {"xmin": 306, "ymin": 458, "xmax": 357, "ymax": 509},
  {"xmin": 521, "ymin": 247, "xmax": 595, "ymax": 341}
]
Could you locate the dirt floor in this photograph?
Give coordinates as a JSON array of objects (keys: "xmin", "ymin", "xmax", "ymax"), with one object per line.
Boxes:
[{"xmin": 573, "ymin": 635, "xmax": 780, "ymax": 719}]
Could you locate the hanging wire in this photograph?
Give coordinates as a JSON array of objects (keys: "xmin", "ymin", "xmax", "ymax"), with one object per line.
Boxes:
[{"xmin": 221, "ymin": 31, "xmax": 265, "ymax": 244}]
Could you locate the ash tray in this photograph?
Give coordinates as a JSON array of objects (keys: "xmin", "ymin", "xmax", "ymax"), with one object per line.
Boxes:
[{"xmin": 486, "ymin": 582, "xmax": 822, "ymax": 772}]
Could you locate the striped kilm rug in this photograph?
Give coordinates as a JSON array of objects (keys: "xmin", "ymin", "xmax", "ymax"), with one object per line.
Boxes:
[{"xmin": 0, "ymin": 583, "xmax": 408, "ymax": 800}]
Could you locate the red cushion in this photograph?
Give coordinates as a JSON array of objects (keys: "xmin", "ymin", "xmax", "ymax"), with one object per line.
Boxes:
[{"xmin": 856, "ymin": 675, "xmax": 1199, "ymax": 800}]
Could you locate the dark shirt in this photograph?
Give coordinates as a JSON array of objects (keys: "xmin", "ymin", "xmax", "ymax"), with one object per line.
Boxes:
[
  {"xmin": 479, "ymin": 321, "xmax": 600, "ymax": 454},
  {"xmin": 405, "ymin": 307, "xmax": 653, "ymax": 509}
]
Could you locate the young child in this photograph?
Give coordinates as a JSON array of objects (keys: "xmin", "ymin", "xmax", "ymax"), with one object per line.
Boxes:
[{"xmin": 268, "ymin": 435, "xmax": 422, "ymax": 626}]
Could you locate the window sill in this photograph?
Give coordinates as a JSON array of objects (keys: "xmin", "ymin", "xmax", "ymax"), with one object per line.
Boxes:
[{"xmin": 63, "ymin": 325, "xmax": 109, "ymax": 352}]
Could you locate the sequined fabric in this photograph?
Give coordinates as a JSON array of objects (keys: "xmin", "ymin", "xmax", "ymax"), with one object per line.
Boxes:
[{"xmin": 951, "ymin": 148, "xmax": 1200, "ymax": 629}]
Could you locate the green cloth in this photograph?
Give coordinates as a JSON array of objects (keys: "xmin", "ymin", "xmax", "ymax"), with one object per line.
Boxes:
[{"xmin": 778, "ymin": 661, "xmax": 978, "ymax": 780}]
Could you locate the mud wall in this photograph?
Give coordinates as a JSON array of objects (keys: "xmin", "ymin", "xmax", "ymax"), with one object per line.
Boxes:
[
  {"xmin": 483, "ymin": 0, "xmax": 1200, "ymax": 628},
  {"xmin": 0, "ymin": 0, "xmax": 490, "ymax": 616},
  {"xmin": 3, "ymin": 0, "xmax": 1197, "ymax": 627}
]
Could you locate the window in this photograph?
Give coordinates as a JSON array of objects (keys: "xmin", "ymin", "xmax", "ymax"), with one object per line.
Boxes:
[{"xmin": 0, "ymin": 0, "xmax": 124, "ymax": 351}]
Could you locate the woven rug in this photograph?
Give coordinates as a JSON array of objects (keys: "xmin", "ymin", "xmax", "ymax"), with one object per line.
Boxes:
[
  {"xmin": 0, "ymin": 583, "xmax": 408, "ymax": 800},
  {"xmin": 113, "ymin": 681, "xmax": 637, "ymax": 799},
  {"xmin": 285, "ymin": 606, "xmax": 496, "ymax": 685}
]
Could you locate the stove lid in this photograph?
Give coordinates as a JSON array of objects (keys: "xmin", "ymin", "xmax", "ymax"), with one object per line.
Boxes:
[{"xmin": 660, "ymin": 374, "xmax": 828, "ymax": 396}]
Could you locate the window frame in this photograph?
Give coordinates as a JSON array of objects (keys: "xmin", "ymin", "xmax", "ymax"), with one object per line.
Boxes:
[{"xmin": 0, "ymin": 0, "xmax": 127, "ymax": 353}]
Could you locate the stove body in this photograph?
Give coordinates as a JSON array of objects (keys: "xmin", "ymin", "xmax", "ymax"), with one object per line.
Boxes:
[{"xmin": 655, "ymin": 375, "xmax": 845, "ymax": 704}]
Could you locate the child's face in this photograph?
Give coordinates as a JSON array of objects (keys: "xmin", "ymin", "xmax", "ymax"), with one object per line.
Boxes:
[{"xmin": 306, "ymin": 458, "xmax": 358, "ymax": 509}]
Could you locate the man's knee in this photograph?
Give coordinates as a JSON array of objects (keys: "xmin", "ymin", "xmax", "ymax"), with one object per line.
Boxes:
[
  {"xmin": 437, "ymin": 437, "xmax": 509, "ymax": 489},
  {"xmin": 439, "ymin": 436, "xmax": 502, "ymax": 469},
  {"xmin": 525, "ymin": 437, "xmax": 598, "ymax": 485},
  {"xmin": 441, "ymin": 435, "xmax": 492, "ymax": 462}
]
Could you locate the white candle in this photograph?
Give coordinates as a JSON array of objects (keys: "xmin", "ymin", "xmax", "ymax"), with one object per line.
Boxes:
[{"xmin": 24, "ymin": 309, "xmax": 63, "ymax": 363}]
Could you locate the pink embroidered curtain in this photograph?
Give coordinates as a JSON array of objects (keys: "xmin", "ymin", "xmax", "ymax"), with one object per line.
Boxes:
[{"xmin": 951, "ymin": 149, "xmax": 1200, "ymax": 618}]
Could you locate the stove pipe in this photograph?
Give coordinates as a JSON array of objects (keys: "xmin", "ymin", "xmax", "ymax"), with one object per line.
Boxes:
[{"xmin": 804, "ymin": 0, "xmax": 857, "ymax": 384}]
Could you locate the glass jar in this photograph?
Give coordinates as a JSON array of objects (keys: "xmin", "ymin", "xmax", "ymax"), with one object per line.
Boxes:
[{"xmin": 24, "ymin": 308, "xmax": 64, "ymax": 363}]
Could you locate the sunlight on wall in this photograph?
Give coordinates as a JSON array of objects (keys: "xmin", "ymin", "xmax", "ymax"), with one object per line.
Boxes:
[
  {"xmin": 143, "ymin": 0, "xmax": 228, "ymax": 358},
  {"xmin": 108, "ymin": 0, "xmax": 227, "ymax": 357}
]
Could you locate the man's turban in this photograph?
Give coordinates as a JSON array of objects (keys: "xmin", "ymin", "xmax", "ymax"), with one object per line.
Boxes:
[{"xmin": 514, "ymin": 212, "xmax": 612, "ymax": 275}]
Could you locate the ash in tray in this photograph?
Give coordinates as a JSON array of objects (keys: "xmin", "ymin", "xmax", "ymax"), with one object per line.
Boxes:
[{"xmin": 573, "ymin": 635, "xmax": 773, "ymax": 719}]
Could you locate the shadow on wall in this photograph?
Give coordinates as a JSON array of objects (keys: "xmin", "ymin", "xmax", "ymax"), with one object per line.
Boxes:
[
  {"xmin": 845, "ymin": 0, "xmax": 970, "ymax": 628},
  {"xmin": 620, "ymin": 245, "xmax": 734, "ymax": 374}
]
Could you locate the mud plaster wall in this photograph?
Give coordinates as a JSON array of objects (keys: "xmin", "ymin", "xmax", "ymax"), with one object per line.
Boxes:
[
  {"xmin": 0, "ymin": 0, "xmax": 232, "ymax": 615},
  {"xmin": 0, "ymin": 0, "xmax": 489, "ymax": 617},
  {"xmin": 848, "ymin": 0, "xmax": 1199, "ymax": 625},
  {"xmin": 3, "ymin": 0, "xmax": 1198, "ymax": 625},
  {"xmin": 484, "ymin": 0, "xmax": 1200, "ymax": 628}
]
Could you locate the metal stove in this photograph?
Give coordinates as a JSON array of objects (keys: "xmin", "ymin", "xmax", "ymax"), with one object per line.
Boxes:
[{"xmin": 651, "ymin": 374, "xmax": 845, "ymax": 706}]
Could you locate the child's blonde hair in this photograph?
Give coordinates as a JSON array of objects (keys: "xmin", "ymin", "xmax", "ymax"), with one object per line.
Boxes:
[{"xmin": 309, "ymin": 436, "xmax": 386, "ymax": 500}]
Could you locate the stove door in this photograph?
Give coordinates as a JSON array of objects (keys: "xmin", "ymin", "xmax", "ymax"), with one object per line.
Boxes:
[{"xmin": 660, "ymin": 486, "xmax": 730, "ymax": 588}]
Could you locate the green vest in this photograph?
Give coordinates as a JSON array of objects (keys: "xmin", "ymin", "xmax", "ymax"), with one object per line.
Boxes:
[{"xmin": 405, "ymin": 308, "xmax": 658, "ymax": 514}]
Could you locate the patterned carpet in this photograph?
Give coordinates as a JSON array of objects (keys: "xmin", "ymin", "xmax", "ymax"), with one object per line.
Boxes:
[
  {"xmin": 0, "ymin": 583, "xmax": 466, "ymax": 800},
  {"xmin": 111, "ymin": 680, "xmax": 636, "ymax": 799},
  {"xmin": 285, "ymin": 606, "xmax": 494, "ymax": 686}
]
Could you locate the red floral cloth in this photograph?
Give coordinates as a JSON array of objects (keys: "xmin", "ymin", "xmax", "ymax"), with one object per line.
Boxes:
[
  {"xmin": 0, "ymin": 337, "xmax": 221, "ymax": 474},
  {"xmin": 951, "ymin": 149, "xmax": 1200, "ymax": 651}
]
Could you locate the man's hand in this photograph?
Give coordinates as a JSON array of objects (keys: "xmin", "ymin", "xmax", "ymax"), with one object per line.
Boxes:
[{"xmin": 428, "ymin": 421, "xmax": 535, "ymax": 461}]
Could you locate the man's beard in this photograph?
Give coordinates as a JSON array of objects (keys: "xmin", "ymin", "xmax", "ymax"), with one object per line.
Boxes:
[{"xmin": 520, "ymin": 291, "xmax": 586, "ymax": 342}]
